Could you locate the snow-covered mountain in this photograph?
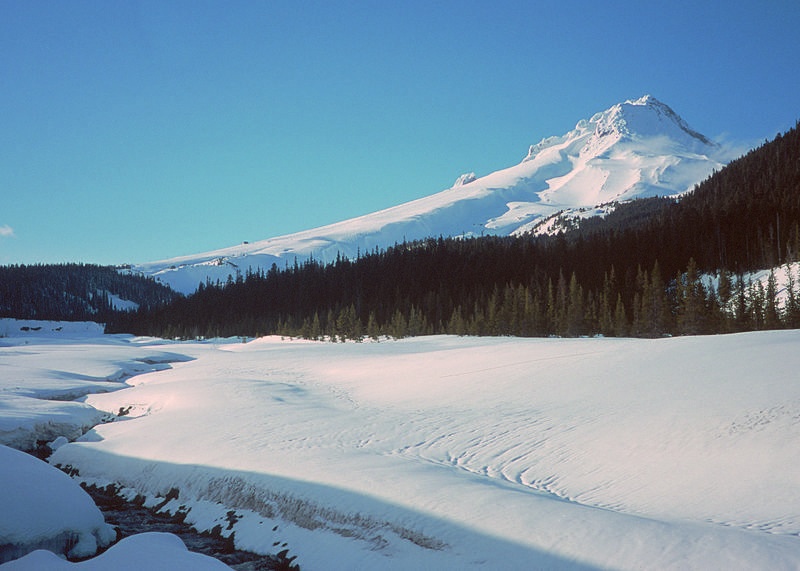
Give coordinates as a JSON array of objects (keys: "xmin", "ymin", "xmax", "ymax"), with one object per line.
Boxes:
[{"xmin": 135, "ymin": 95, "xmax": 733, "ymax": 293}]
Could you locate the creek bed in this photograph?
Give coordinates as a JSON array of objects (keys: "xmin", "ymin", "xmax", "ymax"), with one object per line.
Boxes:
[{"xmin": 81, "ymin": 483, "xmax": 299, "ymax": 571}]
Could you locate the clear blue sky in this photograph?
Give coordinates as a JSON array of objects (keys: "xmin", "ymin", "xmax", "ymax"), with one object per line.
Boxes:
[{"xmin": 2, "ymin": 1, "xmax": 799, "ymax": 265}]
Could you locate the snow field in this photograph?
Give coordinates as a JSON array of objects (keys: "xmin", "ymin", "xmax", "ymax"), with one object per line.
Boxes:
[{"xmin": 44, "ymin": 331, "xmax": 800, "ymax": 569}]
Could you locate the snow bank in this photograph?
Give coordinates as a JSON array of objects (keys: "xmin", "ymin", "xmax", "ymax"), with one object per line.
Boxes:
[
  {"xmin": 0, "ymin": 532, "xmax": 232, "ymax": 570},
  {"xmin": 0, "ymin": 396, "xmax": 107, "ymax": 452},
  {"xmin": 0, "ymin": 445, "xmax": 116, "ymax": 563}
]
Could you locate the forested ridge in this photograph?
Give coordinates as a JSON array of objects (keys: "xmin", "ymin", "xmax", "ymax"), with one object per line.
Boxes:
[
  {"xmin": 0, "ymin": 264, "xmax": 178, "ymax": 323},
  {"xmin": 109, "ymin": 121, "xmax": 800, "ymax": 340}
]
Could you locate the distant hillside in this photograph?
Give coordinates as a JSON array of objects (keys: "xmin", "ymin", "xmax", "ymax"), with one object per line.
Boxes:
[
  {"xmin": 0, "ymin": 264, "xmax": 178, "ymax": 323},
  {"xmin": 111, "ymin": 121, "xmax": 800, "ymax": 340}
]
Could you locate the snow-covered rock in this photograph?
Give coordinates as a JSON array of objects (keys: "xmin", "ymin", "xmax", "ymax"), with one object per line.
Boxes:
[
  {"xmin": 133, "ymin": 96, "xmax": 737, "ymax": 293},
  {"xmin": 452, "ymin": 172, "xmax": 477, "ymax": 187}
]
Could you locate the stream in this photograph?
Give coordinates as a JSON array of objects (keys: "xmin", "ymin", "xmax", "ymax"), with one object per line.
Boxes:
[{"xmin": 79, "ymin": 481, "xmax": 299, "ymax": 571}]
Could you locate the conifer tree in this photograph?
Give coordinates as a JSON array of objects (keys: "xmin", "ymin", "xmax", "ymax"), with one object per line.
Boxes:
[
  {"xmin": 599, "ymin": 270, "xmax": 615, "ymax": 336},
  {"xmin": 733, "ymin": 275, "xmax": 750, "ymax": 332},
  {"xmin": 785, "ymin": 265, "xmax": 800, "ymax": 328},
  {"xmin": 748, "ymin": 279, "xmax": 765, "ymax": 330},
  {"xmin": 676, "ymin": 258, "xmax": 706, "ymax": 335},
  {"xmin": 566, "ymin": 272, "xmax": 584, "ymax": 337},
  {"xmin": 545, "ymin": 279, "xmax": 557, "ymax": 336},
  {"xmin": 311, "ymin": 312, "xmax": 322, "ymax": 340},
  {"xmin": 390, "ymin": 309, "xmax": 408, "ymax": 339},
  {"xmin": 717, "ymin": 268, "xmax": 734, "ymax": 331},
  {"xmin": 765, "ymin": 270, "xmax": 781, "ymax": 329},
  {"xmin": 613, "ymin": 294, "xmax": 628, "ymax": 337},
  {"xmin": 366, "ymin": 311, "xmax": 380, "ymax": 340}
]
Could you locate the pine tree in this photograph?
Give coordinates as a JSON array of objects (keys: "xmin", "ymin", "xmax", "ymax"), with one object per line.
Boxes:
[
  {"xmin": 447, "ymin": 306, "xmax": 467, "ymax": 336},
  {"xmin": 648, "ymin": 260, "xmax": 670, "ymax": 336},
  {"xmin": 733, "ymin": 275, "xmax": 750, "ymax": 332},
  {"xmin": 366, "ymin": 311, "xmax": 380, "ymax": 340},
  {"xmin": 389, "ymin": 309, "xmax": 408, "ymax": 339},
  {"xmin": 599, "ymin": 270, "xmax": 615, "ymax": 336},
  {"xmin": 764, "ymin": 270, "xmax": 781, "ymax": 329},
  {"xmin": 748, "ymin": 279, "xmax": 766, "ymax": 330},
  {"xmin": 786, "ymin": 265, "xmax": 800, "ymax": 328},
  {"xmin": 566, "ymin": 272, "xmax": 584, "ymax": 337},
  {"xmin": 613, "ymin": 294, "xmax": 628, "ymax": 337},
  {"xmin": 555, "ymin": 271, "xmax": 569, "ymax": 336},
  {"xmin": 631, "ymin": 266, "xmax": 648, "ymax": 337},
  {"xmin": 310, "ymin": 312, "xmax": 322, "ymax": 340},
  {"xmin": 717, "ymin": 268, "xmax": 734, "ymax": 331},
  {"xmin": 676, "ymin": 258, "xmax": 706, "ymax": 335},
  {"xmin": 545, "ymin": 279, "xmax": 557, "ymax": 336}
]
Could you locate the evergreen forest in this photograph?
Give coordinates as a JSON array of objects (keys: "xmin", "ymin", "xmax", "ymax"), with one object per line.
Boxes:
[
  {"xmin": 0, "ymin": 264, "xmax": 178, "ymax": 323},
  {"xmin": 107, "ymin": 121, "xmax": 800, "ymax": 341}
]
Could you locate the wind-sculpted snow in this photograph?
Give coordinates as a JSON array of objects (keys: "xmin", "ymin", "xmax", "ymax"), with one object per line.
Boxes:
[
  {"xmin": 134, "ymin": 96, "xmax": 736, "ymax": 293},
  {"xmin": 38, "ymin": 331, "xmax": 800, "ymax": 570}
]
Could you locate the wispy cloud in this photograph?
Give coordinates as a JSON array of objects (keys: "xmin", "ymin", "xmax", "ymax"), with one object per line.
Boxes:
[{"xmin": 0, "ymin": 225, "xmax": 15, "ymax": 238}]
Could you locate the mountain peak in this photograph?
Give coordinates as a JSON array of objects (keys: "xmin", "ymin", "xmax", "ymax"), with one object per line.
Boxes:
[
  {"xmin": 595, "ymin": 95, "xmax": 714, "ymax": 146},
  {"xmin": 525, "ymin": 95, "xmax": 713, "ymax": 162}
]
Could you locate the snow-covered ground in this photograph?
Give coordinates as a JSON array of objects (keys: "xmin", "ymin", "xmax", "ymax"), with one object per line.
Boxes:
[{"xmin": 2, "ymin": 324, "xmax": 798, "ymax": 569}]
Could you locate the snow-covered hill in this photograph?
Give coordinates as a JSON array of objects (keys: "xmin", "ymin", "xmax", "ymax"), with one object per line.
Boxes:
[{"xmin": 135, "ymin": 96, "xmax": 733, "ymax": 293}]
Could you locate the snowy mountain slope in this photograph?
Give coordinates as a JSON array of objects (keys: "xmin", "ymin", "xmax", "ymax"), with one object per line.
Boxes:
[{"xmin": 135, "ymin": 96, "xmax": 733, "ymax": 293}]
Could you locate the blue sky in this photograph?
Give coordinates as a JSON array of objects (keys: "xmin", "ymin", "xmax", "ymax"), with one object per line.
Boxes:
[{"xmin": 2, "ymin": 1, "xmax": 799, "ymax": 265}]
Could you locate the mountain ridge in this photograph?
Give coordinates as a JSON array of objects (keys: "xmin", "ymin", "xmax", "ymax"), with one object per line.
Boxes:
[{"xmin": 134, "ymin": 96, "xmax": 735, "ymax": 293}]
